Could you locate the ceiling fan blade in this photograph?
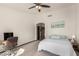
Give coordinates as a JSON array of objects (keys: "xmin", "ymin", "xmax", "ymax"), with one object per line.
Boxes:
[
  {"xmin": 41, "ymin": 5, "xmax": 50, "ymax": 8},
  {"xmin": 28, "ymin": 6, "xmax": 36, "ymax": 9},
  {"xmin": 34, "ymin": 3, "xmax": 41, "ymax": 5}
]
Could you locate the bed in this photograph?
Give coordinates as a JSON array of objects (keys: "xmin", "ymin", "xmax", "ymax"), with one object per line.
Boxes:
[{"xmin": 38, "ymin": 35, "xmax": 76, "ymax": 56}]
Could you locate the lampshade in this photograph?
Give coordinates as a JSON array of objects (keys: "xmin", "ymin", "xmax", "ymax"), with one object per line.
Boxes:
[{"xmin": 72, "ymin": 35, "xmax": 76, "ymax": 39}]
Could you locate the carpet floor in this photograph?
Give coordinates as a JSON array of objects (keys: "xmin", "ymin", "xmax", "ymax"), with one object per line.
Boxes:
[{"xmin": 0, "ymin": 40, "xmax": 79, "ymax": 56}]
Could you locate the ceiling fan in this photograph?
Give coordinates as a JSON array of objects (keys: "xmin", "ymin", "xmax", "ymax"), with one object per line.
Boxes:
[{"xmin": 28, "ymin": 3, "xmax": 50, "ymax": 12}]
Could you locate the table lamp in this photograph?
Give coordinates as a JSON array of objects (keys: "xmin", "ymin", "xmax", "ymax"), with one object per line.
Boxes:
[
  {"xmin": 71, "ymin": 35, "xmax": 76, "ymax": 43},
  {"xmin": 72, "ymin": 35, "xmax": 76, "ymax": 40}
]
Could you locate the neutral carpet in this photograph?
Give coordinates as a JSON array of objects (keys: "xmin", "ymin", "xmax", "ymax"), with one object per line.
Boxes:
[
  {"xmin": 14, "ymin": 40, "xmax": 79, "ymax": 56},
  {"xmin": 0, "ymin": 40, "xmax": 79, "ymax": 56},
  {"xmin": 18, "ymin": 41, "xmax": 39, "ymax": 56}
]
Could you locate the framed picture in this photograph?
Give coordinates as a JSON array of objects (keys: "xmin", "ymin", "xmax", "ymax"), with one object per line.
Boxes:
[{"xmin": 51, "ymin": 20, "xmax": 65, "ymax": 28}]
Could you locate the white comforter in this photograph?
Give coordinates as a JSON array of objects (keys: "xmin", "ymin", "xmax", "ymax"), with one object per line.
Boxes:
[{"xmin": 38, "ymin": 39, "xmax": 76, "ymax": 56}]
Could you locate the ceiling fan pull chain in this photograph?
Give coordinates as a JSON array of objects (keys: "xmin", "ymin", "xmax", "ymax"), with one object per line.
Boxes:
[{"xmin": 38, "ymin": 9, "xmax": 41, "ymax": 12}]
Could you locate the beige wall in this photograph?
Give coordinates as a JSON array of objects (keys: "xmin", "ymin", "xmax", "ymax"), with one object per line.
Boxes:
[
  {"xmin": 0, "ymin": 4, "xmax": 79, "ymax": 45},
  {"xmin": 0, "ymin": 6, "xmax": 36, "ymax": 45},
  {"xmin": 76, "ymin": 4, "xmax": 79, "ymax": 43},
  {"xmin": 35, "ymin": 4, "xmax": 78, "ymax": 42}
]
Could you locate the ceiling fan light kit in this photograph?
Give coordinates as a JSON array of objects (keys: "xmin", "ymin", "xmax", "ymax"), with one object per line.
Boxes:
[
  {"xmin": 36, "ymin": 5, "xmax": 41, "ymax": 12},
  {"xmin": 28, "ymin": 3, "xmax": 50, "ymax": 12}
]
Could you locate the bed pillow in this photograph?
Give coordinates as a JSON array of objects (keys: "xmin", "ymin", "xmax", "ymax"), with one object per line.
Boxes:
[
  {"xmin": 59, "ymin": 35, "xmax": 67, "ymax": 39},
  {"xmin": 49, "ymin": 35, "xmax": 60, "ymax": 39},
  {"xmin": 49, "ymin": 35, "xmax": 67, "ymax": 39}
]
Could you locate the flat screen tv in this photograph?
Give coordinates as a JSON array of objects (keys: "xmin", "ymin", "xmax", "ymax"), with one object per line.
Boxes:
[{"xmin": 4, "ymin": 32, "xmax": 13, "ymax": 41}]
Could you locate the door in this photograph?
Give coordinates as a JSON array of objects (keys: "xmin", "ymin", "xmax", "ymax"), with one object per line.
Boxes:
[{"xmin": 36, "ymin": 23, "xmax": 45, "ymax": 40}]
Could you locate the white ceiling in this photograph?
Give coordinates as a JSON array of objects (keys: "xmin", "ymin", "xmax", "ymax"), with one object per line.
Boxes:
[{"xmin": 0, "ymin": 3, "xmax": 77, "ymax": 13}]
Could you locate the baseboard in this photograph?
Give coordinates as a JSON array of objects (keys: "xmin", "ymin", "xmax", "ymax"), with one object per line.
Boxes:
[{"xmin": 17, "ymin": 40, "xmax": 37, "ymax": 48}]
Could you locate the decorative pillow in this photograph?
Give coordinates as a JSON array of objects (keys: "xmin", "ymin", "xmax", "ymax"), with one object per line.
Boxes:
[
  {"xmin": 59, "ymin": 35, "xmax": 67, "ymax": 39},
  {"xmin": 49, "ymin": 35, "xmax": 60, "ymax": 39},
  {"xmin": 49, "ymin": 35, "xmax": 67, "ymax": 39}
]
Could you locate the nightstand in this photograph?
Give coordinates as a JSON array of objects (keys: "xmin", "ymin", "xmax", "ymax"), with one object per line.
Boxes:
[
  {"xmin": 72, "ymin": 40, "xmax": 79, "ymax": 51},
  {"xmin": 73, "ymin": 43, "xmax": 78, "ymax": 49}
]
